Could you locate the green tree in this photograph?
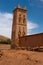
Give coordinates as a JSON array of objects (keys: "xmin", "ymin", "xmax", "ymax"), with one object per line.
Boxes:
[{"xmin": 6, "ymin": 39, "xmax": 11, "ymax": 44}]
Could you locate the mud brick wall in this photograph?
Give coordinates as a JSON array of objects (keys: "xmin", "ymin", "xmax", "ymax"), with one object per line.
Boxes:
[{"xmin": 19, "ymin": 33, "xmax": 43, "ymax": 48}]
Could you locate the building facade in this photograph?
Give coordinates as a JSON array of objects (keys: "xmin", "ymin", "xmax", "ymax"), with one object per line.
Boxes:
[
  {"xmin": 11, "ymin": 5, "xmax": 43, "ymax": 49},
  {"xmin": 11, "ymin": 5, "xmax": 27, "ymax": 48},
  {"xmin": 19, "ymin": 33, "xmax": 43, "ymax": 48}
]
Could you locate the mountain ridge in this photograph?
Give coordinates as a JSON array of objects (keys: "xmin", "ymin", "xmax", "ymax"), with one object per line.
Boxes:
[{"xmin": 0, "ymin": 35, "xmax": 10, "ymax": 41}]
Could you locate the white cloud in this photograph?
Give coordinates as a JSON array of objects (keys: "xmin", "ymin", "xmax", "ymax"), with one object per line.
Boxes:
[
  {"xmin": 27, "ymin": 21, "xmax": 38, "ymax": 30},
  {"xmin": 0, "ymin": 12, "xmax": 13, "ymax": 38},
  {"xmin": 40, "ymin": 0, "xmax": 43, "ymax": 2},
  {"xmin": 0, "ymin": 12, "xmax": 39, "ymax": 38},
  {"xmin": 27, "ymin": 21, "xmax": 39, "ymax": 35}
]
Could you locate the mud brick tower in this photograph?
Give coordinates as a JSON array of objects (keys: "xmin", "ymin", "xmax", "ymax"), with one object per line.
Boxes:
[{"xmin": 11, "ymin": 4, "xmax": 27, "ymax": 48}]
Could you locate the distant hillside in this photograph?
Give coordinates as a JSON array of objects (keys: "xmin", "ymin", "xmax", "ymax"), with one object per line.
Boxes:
[{"xmin": 0, "ymin": 35, "xmax": 10, "ymax": 41}]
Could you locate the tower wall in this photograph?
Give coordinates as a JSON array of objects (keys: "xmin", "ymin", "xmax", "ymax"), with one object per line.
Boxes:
[{"xmin": 11, "ymin": 5, "xmax": 27, "ymax": 48}]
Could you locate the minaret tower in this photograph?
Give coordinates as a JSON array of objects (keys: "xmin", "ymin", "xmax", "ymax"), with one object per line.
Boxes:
[{"xmin": 11, "ymin": 4, "xmax": 27, "ymax": 48}]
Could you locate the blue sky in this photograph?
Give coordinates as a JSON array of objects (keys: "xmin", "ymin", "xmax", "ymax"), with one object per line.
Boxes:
[{"xmin": 0, "ymin": 0, "xmax": 43, "ymax": 38}]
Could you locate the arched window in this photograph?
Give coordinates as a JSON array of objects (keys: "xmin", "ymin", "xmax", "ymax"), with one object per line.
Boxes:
[
  {"xmin": 18, "ymin": 31, "xmax": 21, "ymax": 38},
  {"xmin": 23, "ymin": 32, "xmax": 25, "ymax": 36},
  {"xmin": 22, "ymin": 27, "xmax": 25, "ymax": 36},
  {"xmin": 23, "ymin": 15, "xmax": 26, "ymax": 24},
  {"xmin": 19, "ymin": 14, "xmax": 21, "ymax": 24}
]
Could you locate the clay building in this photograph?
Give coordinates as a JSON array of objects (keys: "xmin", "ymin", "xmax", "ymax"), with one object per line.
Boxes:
[
  {"xmin": 11, "ymin": 4, "xmax": 43, "ymax": 49},
  {"xmin": 11, "ymin": 4, "xmax": 27, "ymax": 48},
  {"xmin": 19, "ymin": 33, "xmax": 43, "ymax": 48}
]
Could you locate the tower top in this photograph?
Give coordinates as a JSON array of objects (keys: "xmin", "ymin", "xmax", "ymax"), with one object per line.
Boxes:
[
  {"xmin": 17, "ymin": 4, "xmax": 20, "ymax": 8},
  {"xmin": 13, "ymin": 4, "xmax": 27, "ymax": 12}
]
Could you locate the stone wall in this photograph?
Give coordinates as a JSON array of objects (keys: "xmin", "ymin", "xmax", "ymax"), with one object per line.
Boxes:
[{"xmin": 19, "ymin": 33, "xmax": 43, "ymax": 48}]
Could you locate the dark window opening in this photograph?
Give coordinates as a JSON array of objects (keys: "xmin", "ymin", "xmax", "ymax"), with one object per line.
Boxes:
[
  {"xmin": 19, "ymin": 14, "xmax": 21, "ymax": 23},
  {"xmin": 18, "ymin": 31, "xmax": 21, "ymax": 38}
]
